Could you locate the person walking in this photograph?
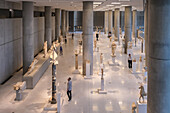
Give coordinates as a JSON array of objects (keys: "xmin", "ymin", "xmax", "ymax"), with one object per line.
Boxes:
[
  {"xmin": 67, "ymin": 77, "xmax": 72, "ymax": 101},
  {"xmin": 128, "ymin": 54, "xmax": 132, "ymax": 68},
  {"xmin": 60, "ymin": 45, "xmax": 63, "ymax": 55}
]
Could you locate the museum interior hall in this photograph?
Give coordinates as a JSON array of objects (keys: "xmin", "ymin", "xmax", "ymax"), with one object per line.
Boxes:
[{"xmin": 0, "ymin": 0, "xmax": 169, "ymax": 113}]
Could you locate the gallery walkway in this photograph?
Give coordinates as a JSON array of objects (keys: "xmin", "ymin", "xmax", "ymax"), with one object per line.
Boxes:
[{"xmin": 0, "ymin": 32, "xmax": 144, "ymax": 113}]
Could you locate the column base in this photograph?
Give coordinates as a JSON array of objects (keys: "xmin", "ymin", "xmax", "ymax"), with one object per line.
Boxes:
[{"xmin": 72, "ymin": 69, "xmax": 80, "ymax": 74}]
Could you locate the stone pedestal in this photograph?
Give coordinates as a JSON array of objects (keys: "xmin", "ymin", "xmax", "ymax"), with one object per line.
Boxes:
[
  {"xmin": 136, "ymin": 101, "xmax": 147, "ymax": 113},
  {"xmin": 57, "ymin": 93, "xmax": 61, "ymax": 113},
  {"xmin": 132, "ymin": 62, "xmax": 137, "ymax": 73},
  {"xmin": 109, "ymin": 55, "xmax": 119, "ymax": 66},
  {"xmin": 72, "ymin": 52, "xmax": 80, "ymax": 74},
  {"xmin": 138, "ymin": 61, "xmax": 143, "ymax": 72},
  {"xmin": 84, "ymin": 61, "xmax": 91, "ymax": 79}
]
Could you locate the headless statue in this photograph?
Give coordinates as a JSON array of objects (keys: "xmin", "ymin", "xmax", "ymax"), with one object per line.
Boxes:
[
  {"xmin": 111, "ymin": 41, "xmax": 117, "ymax": 56},
  {"xmin": 139, "ymin": 85, "xmax": 147, "ymax": 103},
  {"xmin": 28, "ymin": 58, "xmax": 38, "ymax": 74}
]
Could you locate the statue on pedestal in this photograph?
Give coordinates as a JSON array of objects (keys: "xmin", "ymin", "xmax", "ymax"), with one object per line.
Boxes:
[
  {"xmin": 110, "ymin": 37, "xmax": 112, "ymax": 42},
  {"xmin": 100, "ymin": 53, "xmax": 103, "ymax": 64},
  {"xmin": 139, "ymin": 56, "xmax": 142, "ymax": 62},
  {"xmin": 139, "ymin": 84, "xmax": 147, "ymax": 103},
  {"xmin": 44, "ymin": 41, "xmax": 47, "ymax": 58},
  {"xmin": 132, "ymin": 102, "xmax": 137, "ymax": 113},
  {"xmin": 111, "ymin": 41, "xmax": 117, "ymax": 56}
]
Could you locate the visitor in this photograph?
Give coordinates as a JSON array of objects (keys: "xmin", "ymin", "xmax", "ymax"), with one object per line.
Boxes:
[
  {"xmin": 72, "ymin": 33, "xmax": 74, "ymax": 39},
  {"xmin": 60, "ymin": 45, "xmax": 63, "ymax": 55},
  {"xmin": 108, "ymin": 31, "xmax": 112, "ymax": 38},
  {"xmin": 128, "ymin": 54, "xmax": 132, "ymax": 68},
  {"xmin": 67, "ymin": 77, "xmax": 72, "ymax": 101},
  {"xmin": 96, "ymin": 32, "xmax": 99, "ymax": 41},
  {"xmin": 65, "ymin": 36, "xmax": 67, "ymax": 44}
]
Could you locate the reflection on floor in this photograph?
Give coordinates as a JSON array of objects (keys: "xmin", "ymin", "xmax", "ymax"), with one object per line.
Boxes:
[{"xmin": 0, "ymin": 32, "xmax": 145, "ymax": 113}]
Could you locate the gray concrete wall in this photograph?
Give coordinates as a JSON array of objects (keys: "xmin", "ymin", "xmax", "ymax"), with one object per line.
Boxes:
[
  {"xmin": 137, "ymin": 11, "xmax": 144, "ymax": 27},
  {"xmin": 0, "ymin": 17, "xmax": 45, "ymax": 84},
  {"xmin": 34, "ymin": 17, "xmax": 45, "ymax": 55},
  {"xmin": 52, "ymin": 17, "xmax": 55, "ymax": 42}
]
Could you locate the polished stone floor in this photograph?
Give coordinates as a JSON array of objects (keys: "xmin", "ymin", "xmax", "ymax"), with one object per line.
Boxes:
[{"xmin": 0, "ymin": 32, "xmax": 145, "ymax": 113}]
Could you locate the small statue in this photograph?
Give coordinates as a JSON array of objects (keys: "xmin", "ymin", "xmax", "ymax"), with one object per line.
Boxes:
[
  {"xmin": 139, "ymin": 84, "xmax": 147, "ymax": 103},
  {"xmin": 110, "ymin": 37, "xmax": 112, "ymax": 42},
  {"xmin": 111, "ymin": 41, "xmax": 117, "ymax": 56},
  {"xmin": 132, "ymin": 102, "xmax": 137, "ymax": 113},
  {"xmin": 28, "ymin": 58, "xmax": 38, "ymax": 74},
  {"xmin": 139, "ymin": 56, "xmax": 142, "ymax": 62},
  {"xmin": 100, "ymin": 53, "xmax": 103, "ymax": 64},
  {"xmin": 50, "ymin": 44, "xmax": 58, "ymax": 65},
  {"xmin": 44, "ymin": 41, "xmax": 47, "ymax": 58},
  {"xmin": 133, "ymin": 58, "xmax": 136, "ymax": 62}
]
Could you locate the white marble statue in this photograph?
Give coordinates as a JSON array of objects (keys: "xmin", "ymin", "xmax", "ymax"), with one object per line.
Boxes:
[
  {"xmin": 139, "ymin": 84, "xmax": 147, "ymax": 103},
  {"xmin": 111, "ymin": 41, "xmax": 117, "ymax": 56},
  {"xmin": 28, "ymin": 58, "xmax": 38, "ymax": 74}
]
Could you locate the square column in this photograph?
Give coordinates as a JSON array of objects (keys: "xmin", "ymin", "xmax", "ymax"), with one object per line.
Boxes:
[
  {"xmin": 104, "ymin": 11, "xmax": 108, "ymax": 34},
  {"xmin": 114, "ymin": 8, "xmax": 120, "ymax": 42},
  {"xmin": 108, "ymin": 10, "xmax": 113, "ymax": 33},
  {"xmin": 82, "ymin": 1, "xmax": 93, "ymax": 75},
  {"xmin": 45, "ymin": 6, "xmax": 52, "ymax": 49},
  {"xmin": 22, "ymin": 2, "xmax": 34, "ymax": 74},
  {"xmin": 55, "ymin": 8, "xmax": 61, "ymax": 42},
  {"xmin": 124, "ymin": 6, "xmax": 132, "ymax": 54}
]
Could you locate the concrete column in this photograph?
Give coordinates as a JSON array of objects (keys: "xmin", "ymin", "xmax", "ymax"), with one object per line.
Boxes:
[
  {"xmin": 82, "ymin": 1, "xmax": 93, "ymax": 75},
  {"xmin": 108, "ymin": 10, "xmax": 113, "ymax": 33},
  {"xmin": 55, "ymin": 8, "xmax": 61, "ymax": 42},
  {"xmin": 133, "ymin": 10, "xmax": 137, "ymax": 46},
  {"xmin": 67, "ymin": 11, "xmax": 69, "ymax": 32},
  {"xmin": 148, "ymin": 0, "xmax": 170, "ymax": 112},
  {"xmin": 114, "ymin": 8, "xmax": 120, "ymax": 42},
  {"xmin": 120, "ymin": 11, "xmax": 125, "ymax": 31},
  {"xmin": 61, "ymin": 10, "xmax": 66, "ymax": 37},
  {"xmin": 124, "ymin": 6, "xmax": 132, "ymax": 54},
  {"xmin": 144, "ymin": 2, "xmax": 148, "ymax": 67},
  {"xmin": 104, "ymin": 11, "xmax": 108, "ymax": 34},
  {"xmin": 45, "ymin": 6, "xmax": 52, "ymax": 49},
  {"xmin": 65, "ymin": 11, "xmax": 67, "ymax": 33},
  {"xmin": 22, "ymin": 2, "xmax": 34, "ymax": 74}
]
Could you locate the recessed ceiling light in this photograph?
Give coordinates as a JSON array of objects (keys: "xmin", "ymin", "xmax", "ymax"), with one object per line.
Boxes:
[
  {"xmin": 111, "ymin": 2, "xmax": 121, "ymax": 5},
  {"xmin": 121, "ymin": 5, "xmax": 130, "ymax": 7},
  {"xmin": 119, "ymin": 0, "xmax": 130, "ymax": 1},
  {"xmin": 107, "ymin": 5, "xmax": 114, "ymax": 7},
  {"xmin": 94, "ymin": 2, "xmax": 102, "ymax": 5}
]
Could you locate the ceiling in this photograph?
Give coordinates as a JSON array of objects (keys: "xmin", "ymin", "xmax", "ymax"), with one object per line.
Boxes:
[{"xmin": 6, "ymin": 0, "xmax": 144, "ymax": 11}]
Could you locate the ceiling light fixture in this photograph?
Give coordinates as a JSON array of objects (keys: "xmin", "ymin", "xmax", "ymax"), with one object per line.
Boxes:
[
  {"xmin": 93, "ymin": 2, "xmax": 102, "ymax": 5},
  {"xmin": 106, "ymin": 5, "xmax": 114, "ymax": 7},
  {"xmin": 111, "ymin": 2, "xmax": 121, "ymax": 5}
]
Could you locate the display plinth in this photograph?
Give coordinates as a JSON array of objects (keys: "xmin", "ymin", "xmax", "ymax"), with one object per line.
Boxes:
[
  {"xmin": 136, "ymin": 101, "xmax": 147, "ymax": 113},
  {"xmin": 84, "ymin": 61, "xmax": 92, "ymax": 79},
  {"xmin": 138, "ymin": 61, "xmax": 143, "ymax": 72},
  {"xmin": 72, "ymin": 69, "xmax": 80, "ymax": 74},
  {"xmin": 98, "ymin": 70, "xmax": 107, "ymax": 94},
  {"xmin": 44, "ymin": 93, "xmax": 61, "ymax": 112},
  {"xmin": 72, "ymin": 52, "xmax": 80, "ymax": 74},
  {"xmin": 108, "ymin": 55, "xmax": 119, "ymax": 66}
]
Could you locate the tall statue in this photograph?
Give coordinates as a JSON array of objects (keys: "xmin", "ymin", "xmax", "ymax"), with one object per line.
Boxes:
[
  {"xmin": 139, "ymin": 84, "xmax": 147, "ymax": 103},
  {"xmin": 100, "ymin": 53, "xmax": 103, "ymax": 64},
  {"xmin": 44, "ymin": 41, "xmax": 47, "ymax": 58},
  {"xmin": 111, "ymin": 41, "xmax": 117, "ymax": 56}
]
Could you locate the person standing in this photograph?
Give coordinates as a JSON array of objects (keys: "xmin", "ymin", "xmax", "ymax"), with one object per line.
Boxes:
[
  {"xmin": 128, "ymin": 54, "xmax": 132, "ymax": 68},
  {"xmin": 67, "ymin": 77, "xmax": 72, "ymax": 101}
]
